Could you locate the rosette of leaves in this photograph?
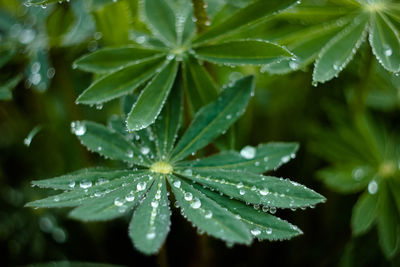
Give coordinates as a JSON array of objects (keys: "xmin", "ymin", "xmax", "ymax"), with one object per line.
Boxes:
[
  {"xmin": 71, "ymin": 0, "xmax": 297, "ymax": 131},
  {"xmin": 262, "ymin": 0, "xmax": 400, "ymax": 84},
  {"xmin": 312, "ymin": 111, "xmax": 400, "ymax": 259},
  {"xmin": 27, "ymin": 76, "xmax": 325, "ymax": 255}
]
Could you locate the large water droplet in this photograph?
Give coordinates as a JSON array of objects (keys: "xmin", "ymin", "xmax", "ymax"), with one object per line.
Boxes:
[
  {"xmin": 114, "ymin": 197, "xmax": 124, "ymax": 206},
  {"xmin": 191, "ymin": 198, "xmax": 201, "ymax": 209},
  {"xmin": 266, "ymin": 228, "xmax": 272, "ymax": 235},
  {"xmin": 68, "ymin": 180, "xmax": 75, "ymax": 188},
  {"xmin": 141, "ymin": 146, "xmax": 150, "ymax": 155},
  {"xmin": 204, "ymin": 210, "xmax": 213, "ymax": 219},
  {"xmin": 79, "ymin": 180, "xmax": 92, "ymax": 189},
  {"xmin": 151, "ymin": 200, "xmax": 159, "ymax": 208},
  {"xmin": 173, "ymin": 180, "xmax": 181, "ymax": 188},
  {"xmin": 240, "ymin": 146, "xmax": 256, "ymax": 159},
  {"xmin": 125, "ymin": 191, "xmax": 135, "ymax": 202},
  {"xmin": 368, "ymin": 180, "xmax": 378, "ymax": 194},
  {"xmin": 184, "ymin": 192, "xmax": 193, "ymax": 201},
  {"xmin": 71, "ymin": 121, "xmax": 86, "ymax": 136},
  {"xmin": 137, "ymin": 181, "xmax": 147, "ymax": 191},
  {"xmin": 146, "ymin": 232, "xmax": 156, "ymax": 240},
  {"xmin": 259, "ymin": 188, "xmax": 269, "ymax": 196},
  {"xmin": 251, "ymin": 228, "xmax": 261, "ymax": 236}
]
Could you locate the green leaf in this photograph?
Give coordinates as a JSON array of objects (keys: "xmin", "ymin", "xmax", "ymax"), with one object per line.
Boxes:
[
  {"xmin": 192, "ymin": 0, "xmax": 298, "ymax": 45},
  {"xmin": 74, "ymin": 46, "xmax": 164, "ymax": 73},
  {"xmin": 351, "ymin": 192, "xmax": 377, "ymax": 236},
  {"xmin": 194, "ymin": 40, "xmax": 292, "ymax": 65},
  {"xmin": 24, "ymin": 0, "xmax": 61, "ymax": 5},
  {"xmin": 31, "ymin": 168, "xmax": 132, "ymax": 190},
  {"xmin": 126, "ymin": 60, "xmax": 178, "ymax": 131},
  {"xmin": 377, "ymin": 183, "xmax": 400, "ymax": 258},
  {"xmin": 26, "ymin": 171, "xmax": 148, "ymax": 209},
  {"xmin": 152, "ymin": 78, "xmax": 183, "ymax": 158},
  {"xmin": 171, "ymin": 76, "xmax": 254, "ymax": 162},
  {"xmin": 168, "ymin": 175, "xmax": 252, "ymax": 244},
  {"xmin": 317, "ymin": 166, "xmax": 372, "ymax": 194},
  {"xmin": 183, "ymin": 55, "xmax": 219, "ymax": 112},
  {"xmin": 369, "ymin": 12, "xmax": 400, "ymax": 73},
  {"xmin": 197, "ymin": 183, "xmax": 303, "ymax": 241},
  {"xmin": 76, "ymin": 56, "xmax": 165, "ymax": 105},
  {"xmin": 177, "ymin": 142, "xmax": 299, "ymax": 174},
  {"xmin": 175, "ymin": 169, "xmax": 325, "ymax": 209},
  {"xmin": 71, "ymin": 121, "xmax": 148, "ymax": 166},
  {"xmin": 69, "ymin": 174, "xmax": 154, "ymax": 221},
  {"xmin": 142, "ymin": 0, "xmax": 177, "ymax": 46},
  {"xmin": 0, "ymin": 47, "xmax": 16, "ymax": 68},
  {"xmin": 0, "ymin": 75, "xmax": 21, "ymax": 101},
  {"xmin": 129, "ymin": 175, "xmax": 170, "ymax": 255},
  {"xmin": 175, "ymin": 0, "xmax": 196, "ymax": 45},
  {"xmin": 313, "ymin": 14, "xmax": 369, "ymax": 84}
]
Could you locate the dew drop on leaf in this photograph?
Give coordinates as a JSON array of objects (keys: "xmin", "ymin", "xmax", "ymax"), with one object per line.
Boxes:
[
  {"xmin": 191, "ymin": 198, "xmax": 201, "ymax": 209},
  {"xmin": 184, "ymin": 192, "xmax": 193, "ymax": 201},
  {"xmin": 173, "ymin": 180, "xmax": 181, "ymax": 188},
  {"xmin": 140, "ymin": 147, "xmax": 150, "ymax": 155},
  {"xmin": 125, "ymin": 191, "xmax": 135, "ymax": 202},
  {"xmin": 251, "ymin": 228, "xmax": 261, "ymax": 236},
  {"xmin": 204, "ymin": 210, "xmax": 213, "ymax": 219},
  {"xmin": 240, "ymin": 146, "xmax": 256, "ymax": 159},
  {"xmin": 137, "ymin": 181, "xmax": 147, "ymax": 191},
  {"xmin": 79, "ymin": 180, "xmax": 92, "ymax": 189},
  {"xmin": 114, "ymin": 197, "xmax": 124, "ymax": 206},
  {"xmin": 368, "ymin": 180, "xmax": 378, "ymax": 194}
]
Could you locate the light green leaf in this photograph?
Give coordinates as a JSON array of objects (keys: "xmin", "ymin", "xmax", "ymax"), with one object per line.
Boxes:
[
  {"xmin": 197, "ymin": 183, "xmax": 303, "ymax": 241},
  {"xmin": 24, "ymin": 0, "xmax": 60, "ymax": 5},
  {"xmin": 192, "ymin": 0, "xmax": 298, "ymax": 45},
  {"xmin": 76, "ymin": 56, "xmax": 165, "ymax": 105},
  {"xmin": 313, "ymin": 14, "xmax": 369, "ymax": 84},
  {"xmin": 369, "ymin": 12, "xmax": 400, "ymax": 73},
  {"xmin": 71, "ymin": 121, "xmax": 148, "ymax": 166},
  {"xmin": 142, "ymin": 0, "xmax": 177, "ymax": 46},
  {"xmin": 177, "ymin": 142, "xmax": 299, "ymax": 174},
  {"xmin": 171, "ymin": 76, "xmax": 254, "ymax": 162},
  {"xmin": 129, "ymin": 175, "xmax": 170, "ymax": 255},
  {"xmin": 175, "ymin": 0, "xmax": 196, "ymax": 45},
  {"xmin": 351, "ymin": 192, "xmax": 377, "ymax": 236},
  {"xmin": 194, "ymin": 40, "xmax": 292, "ymax": 65},
  {"xmin": 168, "ymin": 175, "xmax": 252, "ymax": 244},
  {"xmin": 175, "ymin": 169, "xmax": 325, "ymax": 209},
  {"xmin": 74, "ymin": 46, "xmax": 164, "ymax": 73},
  {"xmin": 69, "ymin": 174, "xmax": 154, "ymax": 221},
  {"xmin": 127, "ymin": 60, "xmax": 178, "ymax": 131},
  {"xmin": 26, "ymin": 171, "xmax": 148, "ymax": 209},
  {"xmin": 183, "ymin": 55, "xmax": 219, "ymax": 112},
  {"xmin": 377, "ymin": 183, "xmax": 400, "ymax": 258},
  {"xmin": 31, "ymin": 168, "xmax": 132, "ymax": 190},
  {"xmin": 317, "ymin": 166, "xmax": 372, "ymax": 194},
  {"xmin": 152, "ymin": 78, "xmax": 183, "ymax": 158}
]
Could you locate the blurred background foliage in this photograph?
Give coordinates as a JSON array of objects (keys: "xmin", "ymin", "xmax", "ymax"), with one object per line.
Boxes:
[{"xmin": 1, "ymin": 0, "xmax": 400, "ymax": 266}]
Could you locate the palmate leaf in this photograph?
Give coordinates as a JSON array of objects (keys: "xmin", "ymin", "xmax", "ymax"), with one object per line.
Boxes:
[
  {"xmin": 28, "ymin": 75, "xmax": 325, "ymax": 255},
  {"xmin": 126, "ymin": 60, "xmax": 178, "ymax": 131},
  {"xmin": 129, "ymin": 175, "xmax": 171, "ymax": 254},
  {"xmin": 171, "ymin": 76, "xmax": 254, "ymax": 162},
  {"xmin": 194, "ymin": 39, "xmax": 292, "ymax": 65}
]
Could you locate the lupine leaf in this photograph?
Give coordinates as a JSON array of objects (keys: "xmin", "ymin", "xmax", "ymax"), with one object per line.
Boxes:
[
  {"xmin": 31, "ymin": 168, "xmax": 132, "ymax": 190},
  {"xmin": 171, "ymin": 76, "xmax": 254, "ymax": 162},
  {"xmin": 369, "ymin": 12, "xmax": 400, "ymax": 73},
  {"xmin": 74, "ymin": 46, "xmax": 164, "ymax": 73},
  {"xmin": 168, "ymin": 175, "xmax": 252, "ymax": 244},
  {"xmin": 313, "ymin": 13, "xmax": 369, "ymax": 84},
  {"xmin": 76, "ymin": 56, "xmax": 165, "ymax": 105},
  {"xmin": 196, "ymin": 183, "xmax": 303, "ymax": 241},
  {"xmin": 183, "ymin": 55, "xmax": 219, "ymax": 112},
  {"xmin": 142, "ymin": 0, "xmax": 177, "ymax": 46},
  {"xmin": 0, "ymin": 75, "xmax": 21, "ymax": 100},
  {"xmin": 175, "ymin": 169, "xmax": 325, "ymax": 209},
  {"xmin": 71, "ymin": 121, "xmax": 148, "ymax": 166},
  {"xmin": 26, "ymin": 171, "xmax": 148, "ymax": 208},
  {"xmin": 152, "ymin": 78, "xmax": 183, "ymax": 158},
  {"xmin": 177, "ymin": 142, "xmax": 298, "ymax": 174},
  {"xmin": 194, "ymin": 40, "xmax": 292, "ymax": 65},
  {"xmin": 129, "ymin": 175, "xmax": 171, "ymax": 255},
  {"xmin": 192, "ymin": 0, "xmax": 298, "ymax": 45},
  {"xmin": 127, "ymin": 60, "xmax": 178, "ymax": 131},
  {"xmin": 351, "ymin": 192, "xmax": 377, "ymax": 236},
  {"xmin": 376, "ymin": 182, "xmax": 400, "ymax": 259},
  {"xmin": 175, "ymin": 0, "xmax": 196, "ymax": 45},
  {"xmin": 69, "ymin": 174, "xmax": 154, "ymax": 221}
]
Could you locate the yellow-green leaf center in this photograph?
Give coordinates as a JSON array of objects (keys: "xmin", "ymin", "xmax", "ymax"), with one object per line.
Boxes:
[{"xmin": 150, "ymin": 161, "xmax": 173, "ymax": 174}]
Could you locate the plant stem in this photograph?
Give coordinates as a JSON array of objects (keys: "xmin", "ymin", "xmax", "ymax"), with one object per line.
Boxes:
[{"xmin": 191, "ymin": 0, "xmax": 210, "ymax": 33}]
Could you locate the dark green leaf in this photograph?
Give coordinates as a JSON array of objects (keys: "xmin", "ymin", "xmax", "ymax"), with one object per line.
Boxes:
[
  {"xmin": 351, "ymin": 192, "xmax": 377, "ymax": 236},
  {"xmin": 194, "ymin": 40, "xmax": 292, "ymax": 65},
  {"xmin": 76, "ymin": 56, "xmax": 165, "ymax": 105},
  {"xmin": 171, "ymin": 76, "xmax": 254, "ymax": 162},
  {"xmin": 168, "ymin": 175, "xmax": 252, "ymax": 244},
  {"xmin": 126, "ymin": 60, "xmax": 178, "ymax": 131},
  {"xmin": 0, "ymin": 75, "xmax": 21, "ymax": 100},
  {"xmin": 74, "ymin": 46, "xmax": 164, "ymax": 73},
  {"xmin": 129, "ymin": 175, "xmax": 170, "ymax": 255}
]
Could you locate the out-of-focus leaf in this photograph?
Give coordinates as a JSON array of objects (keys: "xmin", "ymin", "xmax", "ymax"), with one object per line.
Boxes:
[
  {"xmin": 0, "ymin": 75, "xmax": 21, "ymax": 100},
  {"xmin": 351, "ymin": 192, "xmax": 377, "ymax": 236}
]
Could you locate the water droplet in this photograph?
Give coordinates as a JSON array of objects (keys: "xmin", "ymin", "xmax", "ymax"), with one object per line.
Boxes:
[
  {"xmin": 239, "ymin": 189, "xmax": 245, "ymax": 195},
  {"xmin": 266, "ymin": 228, "xmax": 272, "ymax": 235},
  {"xmin": 259, "ymin": 188, "xmax": 269, "ymax": 196},
  {"xmin": 352, "ymin": 167, "xmax": 365, "ymax": 181},
  {"xmin": 240, "ymin": 146, "xmax": 256, "ymax": 159},
  {"xmin": 184, "ymin": 192, "xmax": 193, "ymax": 201},
  {"xmin": 68, "ymin": 181, "xmax": 75, "ymax": 188},
  {"xmin": 191, "ymin": 198, "xmax": 201, "ymax": 209},
  {"xmin": 236, "ymin": 182, "xmax": 244, "ymax": 189},
  {"xmin": 125, "ymin": 191, "xmax": 135, "ymax": 202},
  {"xmin": 94, "ymin": 191, "xmax": 102, "ymax": 197},
  {"xmin": 384, "ymin": 45, "xmax": 392, "ymax": 56},
  {"xmin": 251, "ymin": 228, "xmax": 261, "ymax": 236},
  {"xmin": 289, "ymin": 59, "xmax": 299, "ymax": 70},
  {"xmin": 204, "ymin": 210, "xmax": 213, "ymax": 219},
  {"xmin": 173, "ymin": 180, "xmax": 181, "ymax": 188},
  {"xmin": 167, "ymin": 54, "xmax": 175, "ymax": 60},
  {"xmin": 79, "ymin": 180, "xmax": 92, "ymax": 189},
  {"xmin": 114, "ymin": 197, "xmax": 124, "ymax": 206},
  {"xmin": 151, "ymin": 200, "xmax": 159, "ymax": 208},
  {"xmin": 269, "ymin": 207, "xmax": 277, "ymax": 214},
  {"xmin": 146, "ymin": 232, "xmax": 156, "ymax": 240},
  {"xmin": 141, "ymin": 146, "xmax": 150, "ymax": 155},
  {"xmin": 71, "ymin": 121, "xmax": 86, "ymax": 136},
  {"xmin": 183, "ymin": 169, "xmax": 192, "ymax": 176},
  {"xmin": 31, "ymin": 62, "xmax": 41, "ymax": 73},
  {"xmin": 134, "ymin": 181, "xmax": 146, "ymax": 191},
  {"xmin": 281, "ymin": 155, "xmax": 290, "ymax": 163},
  {"xmin": 226, "ymin": 114, "xmax": 232, "ymax": 119},
  {"xmin": 126, "ymin": 150, "xmax": 134, "ymax": 158},
  {"xmin": 368, "ymin": 180, "xmax": 378, "ymax": 194},
  {"xmin": 47, "ymin": 68, "xmax": 56, "ymax": 79}
]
